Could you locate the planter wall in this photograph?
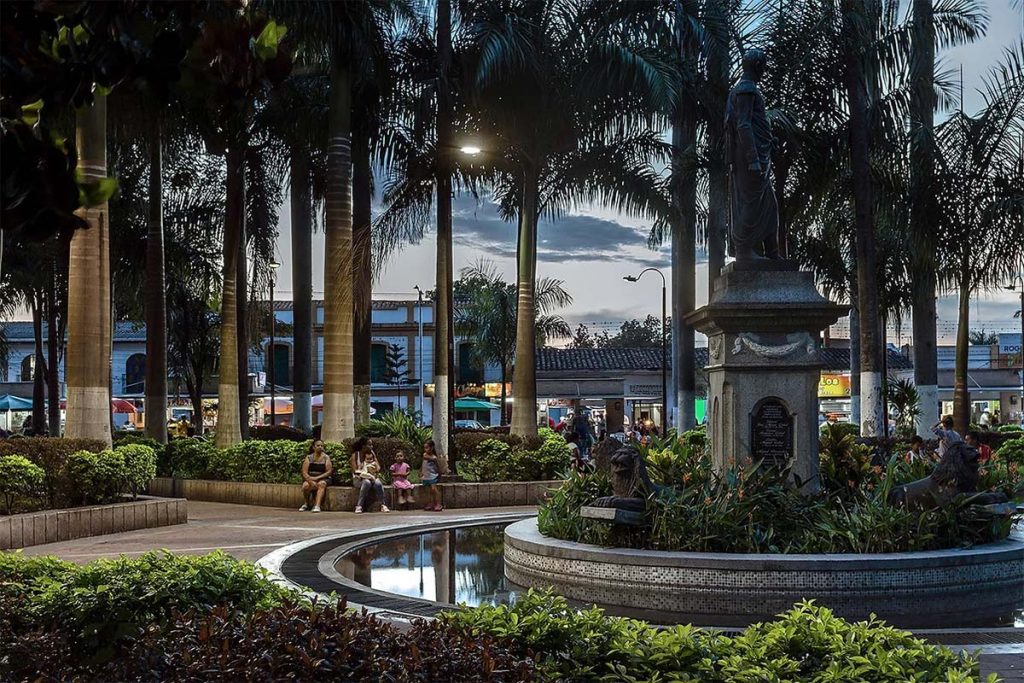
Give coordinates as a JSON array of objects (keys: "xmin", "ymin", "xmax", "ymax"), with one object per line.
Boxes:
[
  {"xmin": 1, "ymin": 497, "xmax": 187, "ymax": 550},
  {"xmin": 504, "ymin": 518, "xmax": 1024, "ymax": 629},
  {"xmin": 147, "ymin": 478, "xmax": 560, "ymax": 512}
]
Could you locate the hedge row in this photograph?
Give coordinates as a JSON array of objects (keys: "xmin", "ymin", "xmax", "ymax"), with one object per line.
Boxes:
[
  {"xmin": 159, "ymin": 437, "xmax": 417, "ymax": 485},
  {"xmin": 0, "ymin": 439, "xmax": 156, "ymax": 514},
  {"xmin": 460, "ymin": 429, "xmax": 572, "ymax": 482},
  {"xmin": 0, "ymin": 553, "xmax": 984, "ymax": 682}
]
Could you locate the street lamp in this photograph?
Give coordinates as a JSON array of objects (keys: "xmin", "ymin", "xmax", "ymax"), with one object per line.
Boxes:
[
  {"xmin": 414, "ymin": 285, "xmax": 424, "ymax": 420},
  {"xmin": 1005, "ymin": 275, "xmax": 1024, "ymax": 423},
  {"xmin": 269, "ymin": 260, "xmax": 280, "ymax": 425},
  {"xmin": 459, "ymin": 145, "xmax": 481, "ymax": 156},
  {"xmin": 624, "ymin": 268, "xmax": 667, "ymax": 432}
]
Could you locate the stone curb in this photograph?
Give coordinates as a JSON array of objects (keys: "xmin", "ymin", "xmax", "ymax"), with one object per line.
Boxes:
[
  {"xmin": 0, "ymin": 497, "xmax": 188, "ymax": 550},
  {"xmin": 147, "ymin": 477, "xmax": 562, "ymax": 511}
]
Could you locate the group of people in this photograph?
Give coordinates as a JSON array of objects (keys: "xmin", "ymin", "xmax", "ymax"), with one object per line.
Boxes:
[
  {"xmin": 297, "ymin": 437, "xmax": 445, "ymax": 514},
  {"xmin": 903, "ymin": 415, "xmax": 993, "ymax": 463}
]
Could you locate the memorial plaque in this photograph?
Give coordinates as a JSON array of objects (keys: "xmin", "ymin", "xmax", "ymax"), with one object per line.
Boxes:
[{"xmin": 750, "ymin": 398, "xmax": 793, "ymax": 464}]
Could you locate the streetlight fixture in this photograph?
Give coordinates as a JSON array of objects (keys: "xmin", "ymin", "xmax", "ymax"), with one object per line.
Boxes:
[
  {"xmin": 459, "ymin": 145, "xmax": 481, "ymax": 156},
  {"xmin": 624, "ymin": 268, "xmax": 667, "ymax": 432},
  {"xmin": 1004, "ymin": 275, "xmax": 1024, "ymax": 423},
  {"xmin": 269, "ymin": 260, "xmax": 280, "ymax": 425}
]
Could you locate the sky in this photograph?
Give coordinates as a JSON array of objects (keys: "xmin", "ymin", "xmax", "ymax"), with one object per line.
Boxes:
[{"xmin": 267, "ymin": 0, "xmax": 1023, "ymax": 346}]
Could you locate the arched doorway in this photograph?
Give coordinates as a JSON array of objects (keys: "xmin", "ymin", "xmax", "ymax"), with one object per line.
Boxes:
[{"xmin": 125, "ymin": 353, "xmax": 146, "ymax": 393}]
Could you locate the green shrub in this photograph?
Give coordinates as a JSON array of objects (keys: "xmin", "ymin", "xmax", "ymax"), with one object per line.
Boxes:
[
  {"xmin": 460, "ymin": 438, "xmax": 515, "ymax": 481},
  {"xmin": 520, "ymin": 436, "xmax": 571, "ymax": 481},
  {"xmin": 0, "ymin": 550, "xmax": 293, "ymax": 664},
  {"xmin": 820, "ymin": 420, "xmax": 860, "ymax": 439},
  {"xmin": 454, "ymin": 431, "xmax": 521, "ymax": 460},
  {"xmin": 159, "ymin": 438, "xmax": 217, "ymax": 479},
  {"xmin": 64, "ymin": 449, "xmax": 126, "ymax": 505},
  {"xmin": 441, "ymin": 592, "xmax": 982, "ymax": 682},
  {"xmin": 218, "ymin": 440, "xmax": 306, "ymax": 483},
  {"xmin": 0, "ymin": 437, "xmax": 106, "ymax": 507},
  {"xmin": 112, "ymin": 433, "xmax": 166, "ymax": 462},
  {"xmin": 343, "ymin": 436, "xmax": 414, "ymax": 482},
  {"xmin": 997, "ymin": 423, "xmax": 1023, "ymax": 433},
  {"xmin": 0, "ymin": 455, "xmax": 45, "ymax": 514},
  {"xmin": 356, "ymin": 410, "xmax": 430, "ymax": 451},
  {"xmin": 115, "ymin": 444, "xmax": 157, "ymax": 499},
  {"xmin": 995, "ymin": 436, "xmax": 1024, "ymax": 467}
]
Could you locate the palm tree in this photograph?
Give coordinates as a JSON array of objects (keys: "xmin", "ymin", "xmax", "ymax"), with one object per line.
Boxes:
[
  {"xmin": 64, "ymin": 95, "xmax": 112, "ymax": 445},
  {"xmin": 266, "ymin": 0, "xmax": 407, "ymax": 443},
  {"xmin": 934, "ymin": 43, "xmax": 1024, "ymax": 434},
  {"xmin": 463, "ymin": 0, "xmax": 674, "ymax": 437},
  {"xmin": 456, "ymin": 262, "xmax": 572, "ymax": 425}
]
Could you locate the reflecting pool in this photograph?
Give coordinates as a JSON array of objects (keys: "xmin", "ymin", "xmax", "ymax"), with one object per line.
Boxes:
[{"xmin": 335, "ymin": 522, "xmax": 1024, "ymax": 629}]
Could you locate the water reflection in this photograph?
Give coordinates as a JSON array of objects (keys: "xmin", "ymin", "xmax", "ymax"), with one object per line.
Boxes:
[{"xmin": 336, "ymin": 524, "xmax": 516, "ymax": 607}]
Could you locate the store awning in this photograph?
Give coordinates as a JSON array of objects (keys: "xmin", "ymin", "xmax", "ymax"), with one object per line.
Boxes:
[
  {"xmin": 0, "ymin": 395, "xmax": 33, "ymax": 411},
  {"xmin": 454, "ymin": 397, "xmax": 500, "ymax": 412}
]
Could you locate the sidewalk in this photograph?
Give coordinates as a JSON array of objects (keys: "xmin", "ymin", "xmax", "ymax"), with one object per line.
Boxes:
[{"xmin": 19, "ymin": 500, "xmax": 536, "ymax": 563}]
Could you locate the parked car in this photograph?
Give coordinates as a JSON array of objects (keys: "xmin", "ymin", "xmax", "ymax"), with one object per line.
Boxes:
[{"xmin": 455, "ymin": 419, "xmax": 485, "ymax": 430}]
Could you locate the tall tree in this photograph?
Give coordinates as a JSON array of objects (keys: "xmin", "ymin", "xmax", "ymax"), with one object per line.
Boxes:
[
  {"xmin": 456, "ymin": 262, "xmax": 572, "ymax": 425},
  {"xmin": 435, "ymin": 0, "xmax": 456, "ymax": 460},
  {"xmin": 144, "ymin": 116, "xmax": 168, "ymax": 443},
  {"xmin": 464, "ymin": 0, "xmax": 674, "ymax": 437}
]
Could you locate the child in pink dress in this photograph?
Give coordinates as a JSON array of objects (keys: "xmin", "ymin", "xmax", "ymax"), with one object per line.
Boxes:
[{"xmin": 389, "ymin": 451, "xmax": 415, "ymax": 506}]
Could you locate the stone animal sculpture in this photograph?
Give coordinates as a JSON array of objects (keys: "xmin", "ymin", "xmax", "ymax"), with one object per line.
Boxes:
[
  {"xmin": 591, "ymin": 445, "xmax": 661, "ymax": 513},
  {"xmin": 887, "ymin": 441, "xmax": 1008, "ymax": 510}
]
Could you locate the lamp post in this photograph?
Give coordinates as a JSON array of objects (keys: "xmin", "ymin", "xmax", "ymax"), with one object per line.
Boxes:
[
  {"xmin": 414, "ymin": 285, "xmax": 424, "ymax": 420},
  {"xmin": 1005, "ymin": 275, "xmax": 1024, "ymax": 423},
  {"xmin": 624, "ymin": 268, "xmax": 667, "ymax": 432},
  {"xmin": 269, "ymin": 260, "xmax": 280, "ymax": 425}
]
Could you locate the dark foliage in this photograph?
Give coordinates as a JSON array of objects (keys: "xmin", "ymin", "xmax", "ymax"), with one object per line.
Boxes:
[
  {"xmin": 250, "ymin": 424, "xmax": 309, "ymax": 441},
  {"xmin": 0, "ymin": 437, "xmax": 105, "ymax": 507}
]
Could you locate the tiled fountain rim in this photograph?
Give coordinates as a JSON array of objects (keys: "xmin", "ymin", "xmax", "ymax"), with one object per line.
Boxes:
[{"xmin": 505, "ymin": 518, "xmax": 1024, "ymax": 570}]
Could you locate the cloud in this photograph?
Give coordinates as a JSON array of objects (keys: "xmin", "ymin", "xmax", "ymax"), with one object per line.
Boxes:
[{"xmin": 450, "ymin": 195, "xmax": 678, "ymax": 269}]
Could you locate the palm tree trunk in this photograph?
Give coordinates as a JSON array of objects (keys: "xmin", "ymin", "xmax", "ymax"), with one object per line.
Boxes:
[
  {"xmin": 704, "ymin": 0, "xmax": 729, "ymax": 287},
  {"xmin": 849, "ymin": 302, "xmax": 861, "ymax": 426},
  {"xmin": 500, "ymin": 363, "xmax": 508, "ymax": 426},
  {"xmin": 910, "ymin": 0, "xmax": 939, "ymax": 437},
  {"xmin": 433, "ymin": 0, "xmax": 456, "ymax": 459},
  {"xmin": 290, "ymin": 143, "xmax": 313, "ymax": 434},
  {"xmin": 65, "ymin": 94, "xmax": 112, "ymax": 446},
  {"xmin": 671, "ymin": 114, "xmax": 697, "ymax": 432},
  {"xmin": 352, "ymin": 132, "xmax": 373, "ymax": 426},
  {"xmin": 952, "ymin": 274, "xmax": 971, "ymax": 434},
  {"xmin": 46, "ymin": 268, "xmax": 60, "ymax": 435},
  {"xmin": 843, "ymin": 7, "xmax": 884, "ymax": 436},
  {"xmin": 215, "ymin": 144, "xmax": 245, "ymax": 448},
  {"xmin": 510, "ymin": 169, "xmax": 540, "ymax": 437},
  {"xmin": 236, "ymin": 213, "xmax": 250, "ymax": 441},
  {"xmin": 31, "ymin": 293, "xmax": 47, "ymax": 435},
  {"xmin": 321, "ymin": 65, "xmax": 355, "ymax": 443},
  {"xmin": 145, "ymin": 118, "xmax": 168, "ymax": 444}
]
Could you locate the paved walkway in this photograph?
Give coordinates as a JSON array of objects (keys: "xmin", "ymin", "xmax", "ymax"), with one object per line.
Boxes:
[{"xmin": 21, "ymin": 500, "xmax": 536, "ymax": 563}]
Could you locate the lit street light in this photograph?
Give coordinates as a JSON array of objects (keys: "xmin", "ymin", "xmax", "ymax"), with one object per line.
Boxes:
[
  {"xmin": 269, "ymin": 260, "xmax": 280, "ymax": 425},
  {"xmin": 624, "ymin": 268, "xmax": 667, "ymax": 431},
  {"xmin": 460, "ymin": 145, "xmax": 481, "ymax": 156}
]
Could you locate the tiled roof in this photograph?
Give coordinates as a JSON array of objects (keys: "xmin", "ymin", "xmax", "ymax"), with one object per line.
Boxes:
[
  {"xmin": 1, "ymin": 321, "xmax": 146, "ymax": 342},
  {"xmin": 268, "ymin": 299, "xmax": 416, "ymax": 311},
  {"xmin": 536, "ymin": 346, "xmax": 913, "ymax": 373}
]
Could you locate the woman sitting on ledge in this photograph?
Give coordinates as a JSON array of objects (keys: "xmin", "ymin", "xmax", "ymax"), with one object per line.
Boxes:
[
  {"xmin": 300, "ymin": 440, "xmax": 333, "ymax": 513},
  {"xmin": 349, "ymin": 437, "xmax": 390, "ymax": 514}
]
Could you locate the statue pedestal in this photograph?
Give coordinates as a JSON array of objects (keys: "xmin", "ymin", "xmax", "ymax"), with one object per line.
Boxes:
[{"xmin": 685, "ymin": 262, "xmax": 846, "ymax": 491}]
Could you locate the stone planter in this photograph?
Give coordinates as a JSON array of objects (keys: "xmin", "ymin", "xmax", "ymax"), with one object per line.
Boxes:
[
  {"xmin": 504, "ymin": 518, "xmax": 1024, "ymax": 628},
  {"xmin": 1, "ymin": 496, "xmax": 187, "ymax": 550},
  {"xmin": 147, "ymin": 478, "xmax": 560, "ymax": 512}
]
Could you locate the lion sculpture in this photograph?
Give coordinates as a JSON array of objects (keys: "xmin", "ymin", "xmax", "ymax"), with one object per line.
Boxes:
[
  {"xmin": 591, "ymin": 445, "xmax": 661, "ymax": 513},
  {"xmin": 887, "ymin": 441, "xmax": 1007, "ymax": 510}
]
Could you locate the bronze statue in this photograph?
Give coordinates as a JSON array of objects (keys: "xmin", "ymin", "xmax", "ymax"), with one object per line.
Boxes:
[
  {"xmin": 591, "ymin": 445, "xmax": 660, "ymax": 513},
  {"xmin": 726, "ymin": 48, "xmax": 780, "ymax": 261},
  {"xmin": 887, "ymin": 441, "xmax": 1008, "ymax": 510}
]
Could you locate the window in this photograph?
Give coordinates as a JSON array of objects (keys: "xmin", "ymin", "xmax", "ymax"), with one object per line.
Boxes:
[
  {"xmin": 125, "ymin": 353, "xmax": 146, "ymax": 393},
  {"xmin": 458, "ymin": 342, "xmax": 483, "ymax": 385},
  {"xmin": 370, "ymin": 343, "xmax": 388, "ymax": 383},
  {"xmin": 20, "ymin": 355, "xmax": 35, "ymax": 382},
  {"xmin": 268, "ymin": 343, "xmax": 290, "ymax": 386}
]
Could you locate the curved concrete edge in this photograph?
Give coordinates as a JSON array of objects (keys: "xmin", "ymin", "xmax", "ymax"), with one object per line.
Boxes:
[
  {"xmin": 256, "ymin": 511, "xmax": 532, "ymax": 623},
  {"xmin": 505, "ymin": 518, "xmax": 1024, "ymax": 570}
]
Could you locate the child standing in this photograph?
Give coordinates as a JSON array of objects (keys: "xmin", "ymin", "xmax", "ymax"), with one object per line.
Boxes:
[
  {"xmin": 390, "ymin": 451, "xmax": 416, "ymax": 507},
  {"xmin": 420, "ymin": 439, "xmax": 442, "ymax": 511}
]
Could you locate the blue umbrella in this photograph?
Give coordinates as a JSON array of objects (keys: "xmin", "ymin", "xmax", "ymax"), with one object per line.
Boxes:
[{"xmin": 0, "ymin": 395, "xmax": 33, "ymax": 410}]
